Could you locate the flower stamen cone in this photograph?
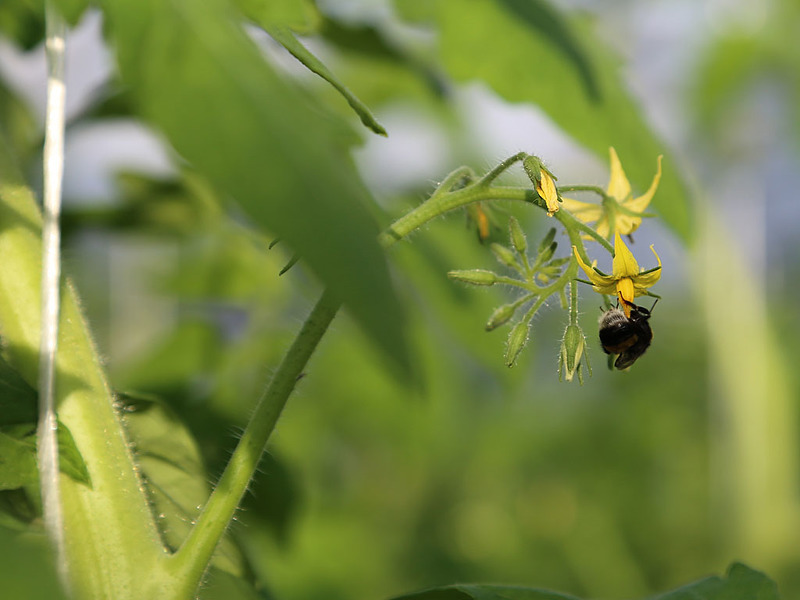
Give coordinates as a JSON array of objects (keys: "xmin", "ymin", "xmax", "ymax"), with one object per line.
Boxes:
[{"xmin": 573, "ymin": 233, "xmax": 661, "ymax": 316}]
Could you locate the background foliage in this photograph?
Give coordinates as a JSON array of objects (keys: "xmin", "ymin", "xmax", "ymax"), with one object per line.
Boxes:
[{"xmin": 0, "ymin": 0, "xmax": 797, "ymax": 598}]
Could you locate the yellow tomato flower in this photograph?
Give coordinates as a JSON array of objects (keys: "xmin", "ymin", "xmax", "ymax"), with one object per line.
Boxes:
[
  {"xmin": 536, "ymin": 169, "xmax": 560, "ymax": 216},
  {"xmin": 561, "ymin": 147, "xmax": 662, "ymax": 237},
  {"xmin": 573, "ymin": 232, "xmax": 661, "ymax": 316}
]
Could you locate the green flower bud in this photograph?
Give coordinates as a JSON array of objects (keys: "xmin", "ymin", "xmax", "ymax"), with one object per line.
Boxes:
[
  {"xmin": 508, "ymin": 217, "xmax": 527, "ymax": 255},
  {"xmin": 485, "ymin": 302, "xmax": 517, "ymax": 331},
  {"xmin": 448, "ymin": 269, "xmax": 499, "ymax": 286},
  {"xmin": 505, "ymin": 320, "xmax": 530, "ymax": 367},
  {"xmin": 537, "ymin": 228, "xmax": 556, "ymax": 254},
  {"xmin": 490, "ymin": 243, "xmax": 519, "ymax": 269},
  {"xmin": 538, "ymin": 240, "xmax": 558, "ymax": 264},
  {"xmin": 559, "ymin": 323, "xmax": 590, "ymax": 383},
  {"xmin": 522, "ymin": 155, "xmax": 544, "ymax": 187}
]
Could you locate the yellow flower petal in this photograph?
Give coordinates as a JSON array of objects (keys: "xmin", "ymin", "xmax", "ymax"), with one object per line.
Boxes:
[
  {"xmin": 537, "ymin": 170, "xmax": 560, "ymax": 215},
  {"xmin": 572, "ymin": 246, "xmax": 616, "ymax": 293},
  {"xmin": 611, "ymin": 232, "xmax": 640, "ymax": 278},
  {"xmin": 560, "ymin": 197, "xmax": 603, "ymax": 222},
  {"xmin": 615, "ymin": 213, "xmax": 641, "ymax": 236},
  {"xmin": 606, "ymin": 147, "xmax": 631, "ymax": 201},
  {"xmin": 632, "ymin": 245, "xmax": 662, "ymax": 288},
  {"xmin": 625, "ymin": 154, "xmax": 663, "ymax": 213}
]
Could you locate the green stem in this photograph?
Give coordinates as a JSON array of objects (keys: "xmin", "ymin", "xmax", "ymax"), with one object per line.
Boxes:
[
  {"xmin": 554, "ymin": 208, "xmax": 614, "ymax": 257},
  {"xmin": 568, "ymin": 281, "xmax": 578, "ymax": 326},
  {"xmin": 171, "ymin": 165, "xmax": 601, "ymax": 596},
  {"xmin": 557, "ymin": 184, "xmax": 607, "ymax": 197},
  {"xmin": 0, "ymin": 132, "xmax": 164, "ymax": 600},
  {"xmin": 478, "ymin": 152, "xmax": 527, "ymax": 187},
  {"xmin": 379, "ymin": 185, "xmax": 538, "ymax": 246},
  {"xmin": 167, "ymin": 288, "xmax": 341, "ymax": 592},
  {"xmin": 433, "ymin": 166, "xmax": 477, "ymax": 195}
]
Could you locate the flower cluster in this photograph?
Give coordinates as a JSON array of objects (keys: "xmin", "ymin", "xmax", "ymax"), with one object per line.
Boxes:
[{"xmin": 444, "ymin": 146, "xmax": 664, "ymax": 380}]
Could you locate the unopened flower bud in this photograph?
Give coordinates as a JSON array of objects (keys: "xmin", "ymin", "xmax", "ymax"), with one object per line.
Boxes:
[
  {"xmin": 559, "ymin": 323, "xmax": 590, "ymax": 383},
  {"xmin": 505, "ymin": 321, "xmax": 530, "ymax": 367},
  {"xmin": 485, "ymin": 302, "xmax": 517, "ymax": 331},
  {"xmin": 448, "ymin": 269, "xmax": 499, "ymax": 286},
  {"xmin": 508, "ymin": 217, "xmax": 527, "ymax": 255},
  {"xmin": 490, "ymin": 243, "xmax": 519, "ymax": 269},
  {"xmin": 537, "ymin": 228, "xmax": 556, "ymax": 254}
]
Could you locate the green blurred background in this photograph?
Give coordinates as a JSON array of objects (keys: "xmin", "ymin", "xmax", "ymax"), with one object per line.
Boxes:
[{"xmin": 1, "ymin": 0, "xmax": 799, "ymax": 599}]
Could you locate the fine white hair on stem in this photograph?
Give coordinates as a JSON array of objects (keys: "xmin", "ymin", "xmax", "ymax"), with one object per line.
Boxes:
[{"xmin": 39, "ymin": 1, "xmax": 67, "ymax": 582}]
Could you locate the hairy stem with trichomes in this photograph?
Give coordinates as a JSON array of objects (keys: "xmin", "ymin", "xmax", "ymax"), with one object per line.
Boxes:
[{"xmin": 171, "ymin": 163, "xmax": 603, "ymax": 593}]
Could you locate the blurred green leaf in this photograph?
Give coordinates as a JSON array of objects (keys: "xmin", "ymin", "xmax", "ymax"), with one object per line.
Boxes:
[
  {"xmin": 240, "ymin": 451, "xmax": 300, "ymax": 546},
  {"xmin": 0, "ymin": 430, "xmax": 38, "ymax": 490},
  {"xmin": 0, "ymin": 423, "xmax": 90, "ymax": 489},
  {"xmin": 199, "ymin": 567, "xmax": 273, "ymax": 600},
  {"xmin": 102, "ymin": 0, "xmax": 411, "ymax": 378},
  {"xmin": 0, "ymin": 80, "xmax": 38, "ymax": 165},
  {"xmin": 121, "ymin": 394, "xmax": 250, "ymax": 578},
  {"xmin": 495, "ymin": 0, "xmax": 599, "ymax": 100},
  {"xmin": 0, "ymin": 354, "xmax": 38, "ymax": 426},
  {"xmin": 54, "ymin": 0, "xmax": 90, "ymax": 26},
  {"xmin": 391, "ymin": 584, "xmax": 580, "ymax": 600},
  {"xmin": 0, "ymin": 0, "xmax": 44, "ymax": 49},
  {"xmin": 318, "ymin": 17, "xmax": 448, "ymax": 101},
  {"xmin": 692, "ymin": 35, "xmax": 762, "ymax": 135},
  {"xmin": 234, "ymin": 0, "xmax": 320, "ymax": 34},
  {"xmin": 652, "ymin": 562, "xmax": 779, "ymax": 600},
  {"xmin": 0, "ymin": 529, "xmax": 68, "ymax": 600},
  {"xmin": 238, "ymin": 0, "xmax": 389, "ymax": 135},
  {"xmin": 63, "ymin": 172, "xmax": 222, "ymax": 239},
  {"xmin": 396, "ymin": 0, "xmax": 691, "ymax": 238},
  {"xmin": 390, "ymin": 563, "xmax": 780, "ymax": 600},
  {"xmin": 265, "ymin": 27, "xmax": 387, "ymax": 136}
]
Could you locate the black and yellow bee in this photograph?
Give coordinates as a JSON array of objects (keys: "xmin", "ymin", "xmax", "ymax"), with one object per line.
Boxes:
[{"xmin": 599, "ymin": 299, "xmax": 655, "ymax": 369}]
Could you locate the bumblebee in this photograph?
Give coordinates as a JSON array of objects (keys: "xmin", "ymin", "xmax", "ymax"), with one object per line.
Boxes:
[{"xmin": 599, "ymin": 299, "xmax": 654, "ymax": 370}]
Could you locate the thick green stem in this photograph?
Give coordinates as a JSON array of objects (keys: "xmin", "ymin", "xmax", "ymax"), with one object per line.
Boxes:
[
  {"xmin": 167, "ymin": 288, "xmax": 341, "ymax": 591},
  {"xmin": 379, "ymin": 185, "xmax": 538, "ymax": 246},
  {"xmin": 171, "ymin": 168, "xmax": 600, "ymax": 596},
  {"xmin": 0, "ymin": 136, "xmax": 165, "ymax": 600}
]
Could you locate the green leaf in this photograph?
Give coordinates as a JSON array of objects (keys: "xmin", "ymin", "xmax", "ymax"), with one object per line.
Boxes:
[
  {"xmin": 0, "ymin": 79, "xmax": 38, "ymax": 164},
  {"xmin": 265, "ymin": 27, "xmax": 387, "ymax": 136},
  {"xmin": 0, "ymin": 429, "xmax": 38, "ymax": 490},
  {"xmin": 233, "ymin": 0, "xmax": 320, "ymax": 34},
  {"xmin": 54, "ymin": 0, "xmax": 90, "ymax": 26},
  {"xmin": 0, "ymin": 423, "xmax": 91, "ymax": 490},
  {"xmin": 0, "ymin": 356, "xmax": 91, "ymax": 487},
  {"xmin": 239, "ymin": 451, "xmax": 299, "ymax": 545},
  {"xmin": 396, "ymin": 0, "xmax": 691, "ymax": 239},
  {"xmin": 101, "ymin": 0, "xmax": 411, "ymax": 377},
  {"xmin": 318, "ymin": 17, "xmax": 448, "ymax": 101},
  {"xmin": 199, "ymin": 567, "xmax": 271, "ymax": 600},
  {"xmin": 0, "ymin": 0, "xmax": 44, "ymax": 49},
  {"xmin": 237, "ymin": 0, "xmax": 388, "ymax": 135},
  {"xmin": 652, "ymin": 562, "xmax": 779, "ymax": 600},
  {"xmin": 391, "ymin": 584, "xmax": 581, "ymax": 600},
  {"xmin": 0, "ymin": 528, "xmax": 69, "ymax": 600},
  {"xmin": 56, "ymin": 422, "xmax": 92, "ymax": 487},
  {"xmin": 121, "ymin": 394, "xmax": 249, "ymax": 578},
  {"xmin": 0, "ymin": 354, "xmax": 38, "ymax": 426},
  {"xmin": 495, "ymin": 0, "xmax": 599, "ymax": 100}
]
